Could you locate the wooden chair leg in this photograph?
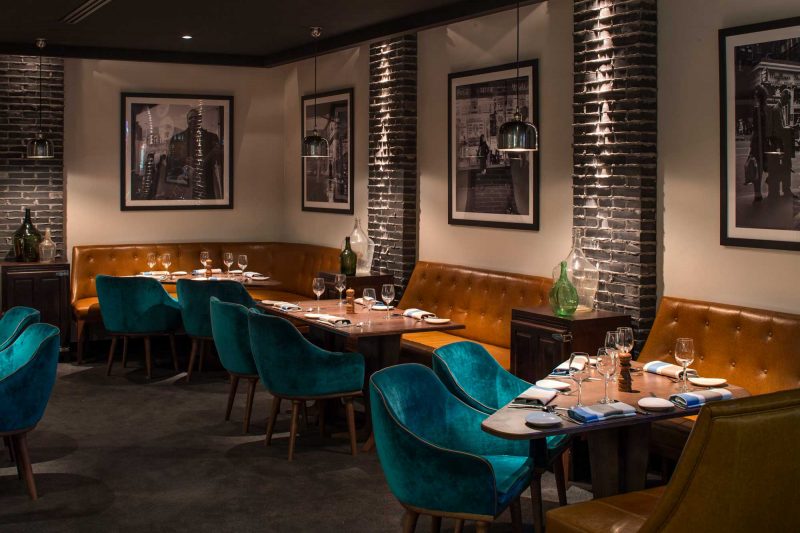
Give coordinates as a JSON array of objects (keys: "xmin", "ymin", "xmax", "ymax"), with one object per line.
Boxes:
[
  {"xmin": 143, "ymin": 336, "xmax": 153, "ymax": 379},
  {"xmin": 243, "ymin": 378, "xmax": 257, "ymax": 434},
  {"xmin": 121, "ymin": 336, "xmax": 129, "ymax": 368},
  {"xmin": 402, "ymin": 508, "xmax": 419, "ymax": 533},
  {"xmin": 105, "ymin": 336, "xmax": 118, "ymax": 376},
  {"xmin": 185, "ymin": 338, "xmax": 199, "ymax": 382},
  {"xmin": 168, "ymin": 334, "xmax": 178, "ymax": 372},
  {"xmin": 475, "ymin": 522, "xmax": 490, "ymax": 533},
  {"xmin": 317, "ymin": 400, "xmax": 326, "ymax": 437},
  {"xmin": 530, "ymin": 470, "xmax": 544, "ymax": 533},
  {"xmin": 430, "ymin": 515, "xmax": 442, "ymax": 532},
  {"xmin": 75, "ymin": 319, "xmax": 86, "ymax": 365},
  {"xmin": 554, "ymin": 451, "xmax": 569, "ymax": 506},
  {"xmin": 344, "ymin": 397, "xmax": 358, "ymax": 457},
  {"xmin": 198, "ymin": 339, "xmax": 205, "ymax": 373},
  {"xmin": 453, "ymin": 519, "xmax": 464, "ymax": 533},
  {"xmin": 510, "ymin": 497, "xmax": 523, "ymax": 533},
  {"xmin": 265, "ymin": 395, "xmax": 281, "ymax": 447},
  {"xmin": 288, "ymin": 400, "xmax": 300, "ymax": 462},
  {"xmin": 14, "ymin": 433, "xmax": 37, "ymax": 500},
  {"xmin": 225, "ymin": 374, "xmax": 240, "ymax": 421}
]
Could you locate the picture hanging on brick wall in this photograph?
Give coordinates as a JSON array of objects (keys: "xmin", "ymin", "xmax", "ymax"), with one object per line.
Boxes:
[
  {"xmin": 448, "ymin": 61, "xmax": 539, "ymax": 230},
  {"xmin": 720, "ymin": 17, "xmax": 800, "ymax": 251},
  {"xmin": 301, "ymin": 88, "xmax": 354, "ymax": 214},
  {"xmin": 120, "ymin": 92, "xmax": 233, "ymax": 211}
]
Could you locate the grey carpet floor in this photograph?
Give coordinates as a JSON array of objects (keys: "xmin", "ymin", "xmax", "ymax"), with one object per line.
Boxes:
[{"xmin": 0, "ymin": 354, "xmax": 591, "ymax": 532}]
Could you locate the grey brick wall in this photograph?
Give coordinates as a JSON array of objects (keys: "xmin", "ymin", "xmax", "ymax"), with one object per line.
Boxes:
[
  {"xmin": 573, "ymin": 0, "xmax": 657, "ymax": 349},
  {"xmin": 368, "ymin": 35, "xmax": 418, "ymax": 294},
  {"xmin": 0, "ymin": 54, "xmax": 65, "ymax": 260}
]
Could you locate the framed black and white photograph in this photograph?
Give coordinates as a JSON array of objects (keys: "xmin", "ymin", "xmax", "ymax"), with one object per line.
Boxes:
[
  {"xmin": 121, "ymin": 92, "xmax": 233, "ymax": 211},
  {"xmin": 301, "ymin": 88, "xmax": 354, "ymax": 214},
  {"xmin": 448, "ymin": 60, "xmax": 539, "ymax": 230},
  {"xmin": 720, "ymin": 17, "xmax": 800, "ymax": 250}
]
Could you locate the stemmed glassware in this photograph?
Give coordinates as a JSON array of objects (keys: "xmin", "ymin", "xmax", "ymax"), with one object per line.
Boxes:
[
  {"xmin": 381, "ymin": 284, "xmax": 395, "ymax": 319},
  {"xmin": 147, "ymin": 253, "xmax": 157, "ymax": 271},
  {"xmin": 312, "ymin": 277, "xmax": 325, "ymax": 313},
  {"xmin": 334, "ymin": 274, "xmax": 347, "ymax": 306},
  {"xmin": 161, "ymin": 253, "xmax": 172, "ymax": 277},
  {"xmin": 596, "ymin": 348, "xmax": 618, "ymax": 404},
  {"xmin": 568, "ymin": 351, "xmax": 590, "ymax": 407},
  {"xmin": 362, "ymin": 288, "xmax": 376, "ymax": 324},
  {"xmin": 604, "ymin": 330, "xmax": 619, "ymax": 357},
  {"xmin": 199, "ymin": 251, "xmax": 210, "ymax": 269},
  {"xmin": 237, "ymin": 254, "xmax": 248, "ymax": 280},
  {"xmin": 674, "ymin": 338, "xmax": 695, "ymax": 393},
  {"xmin": 223, "ymin": 252, "xmax": 234, "ymax": 276},
  {"xmin": 615, "ymin": 327, "xmax": 634, "ymax": 357}
]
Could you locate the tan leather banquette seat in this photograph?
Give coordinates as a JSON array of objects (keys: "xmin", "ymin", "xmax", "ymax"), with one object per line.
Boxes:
[
  {"xmin": 638, "ymin": 296, "xmax": 800, "ymax": 458},
  {"xmin": 71, "ymin": 242, "xmax": 340, "ymax": 358},
  {"xmin": 398, "ymin": 261, "xmax": 553, "ymax": 369}
]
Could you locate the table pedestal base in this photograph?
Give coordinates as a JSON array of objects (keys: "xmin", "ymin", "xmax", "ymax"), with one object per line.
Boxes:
[{"xmin": 587, "ymin": 423, "xmax": 651, "ymax": 498}]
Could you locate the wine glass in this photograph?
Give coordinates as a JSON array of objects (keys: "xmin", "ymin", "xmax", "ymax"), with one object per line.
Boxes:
[
  {"xmin": 381, "ymin": 284, "xmax": 395, "ymax": 319},
  {"xmin": 237, "ymin": 254, "xmax": 248, "ymax": 280},
  {"xmin": 604, "ymin": 330, "xmax": 619, "ymax": 357},
  {"xmin": 568, "ymin": 352, "xmax": 590, "ymax": 407},
  {"xmin": 199, "ymin": 251, "xmax": 210, "ymax": 269},
  {"xmin": 334, "ymin": 274, "xmax": 347, "ymax": 306},
  {"xmin": 146, "ymin": 253, "xmax": 157, "ymax": 271},
  {"xmin": 223, "ymin": 252, "xmax": 234, "ymax": 275},
  {"xmin": 674, "ymin": 338, "xmax": 695, "ymax": 393},
  {"xmin": 596, "ymin": 348, "xmax": 618, "ymax": 404},
  {"xmin": 616, "ymin": 327, "xmax": 634, "ymax": 357},
  {"xmin": 161, "ymin": 253, "xmax": 172, "ymax": 277},
  {"xmin": 362, "ymin": 288, "xmax": 376, "ymax": 324},
  {"xmin": 312, "ymin": 277, "xmax": 326, "ymax": 313}
]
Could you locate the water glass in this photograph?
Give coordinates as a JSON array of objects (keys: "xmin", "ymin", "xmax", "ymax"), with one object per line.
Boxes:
[
  {"xmin": 363, "ymin": 288, "xmax": 376, "ymax": 324},
  {"xmin": 569, "ymin": 351, "xmax": 590, "ymax": 407},
  {"xmin": 615, "ymin": 327, "xmax": 635, "ymax": 357},
  {"xmin": 674, "ymin": 338, "xmax": 695, "ymax": 392},
  {"xmin": 161, "ymin": 253, "xmax": 172, "ymax": 275},
  {"xmin": 334, "ymin": 274, "xmax": 347, "ymax": 306},
  {"xmin": 312, "ymin": 277, "xmax": 326, "ymax": 313},
  {"xmin": 596, "ymin": 348, "xmax": 618, "ymax": 404},
  {"xmin": 147, "ymin": 253, "xmax": 157, "ymax": 271},
  {"xmin": 200, "ymin": 251, "xmax": 210, "ymax": 269},
  {"xmin": 237, "ymin": 254, "xmax": 248, "ymax": 279},
  {"xmin": 381, "ymin": 284, "xmax": 395, "ymax": 319},
  {"xmin": 223, "ymin": 252, "xmax": 234, "ymax": 275}
]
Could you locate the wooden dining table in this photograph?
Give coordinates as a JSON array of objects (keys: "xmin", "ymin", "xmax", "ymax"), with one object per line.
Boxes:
[
  {"xmin": 158, "ymin": 273, "xmax": 280, "ymax": 287},
  {"xmin": 481, "ymin": 361, "xmax": 749, "ymax": 498}
]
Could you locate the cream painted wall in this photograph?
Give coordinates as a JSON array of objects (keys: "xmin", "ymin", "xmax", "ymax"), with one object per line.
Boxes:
[
  {"xmin": 64, "ymin": 59, "xmax": 287, "ymax": 251},
  {"xmin": 281, "ymin": 46, "xmax": 369, "ymax": 247},
  {"xmin": 659, "ymin": 0, "xmax": 800, "ymax": 313},
  {"xmin": 417, "ymin": 0, "xmax": 574, "ymax": 276}
]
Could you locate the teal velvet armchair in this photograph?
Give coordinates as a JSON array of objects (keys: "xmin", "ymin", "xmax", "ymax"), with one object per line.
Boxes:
[
  {"xmin": 248, "ymin": 311, "xmax": 364, "ymax": 461},
  {"xmin": 210, "ymin": 297, "xmax": 259, "ymax": 433},
  {"xmin": 370, "ymin": 363, "xmax": 534, "ymax": 532},
  {"xmin": 177, "ymin": 279, "xmax": 255, "ymax": 381},
  {"xmin": 0, "ymin": 323, "xmax": 60, "ymax": 500},
  {"xmin": 0, "ymin": 306, "xmax": 40, "ymax": 352},
  {"xmin": 95, "ymin": 275, "xmax": 182, "ymax": 379},
  {"xmin": 433, "ymin": 341, "xmax": 571, "ymax": 528}
]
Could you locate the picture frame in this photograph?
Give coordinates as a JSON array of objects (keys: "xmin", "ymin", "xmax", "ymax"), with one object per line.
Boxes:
[
  {"xmin": 719, "ymin": 17, "xmax": 800, "ymax": 251},
  {"xmin": 301, "ymin": 88, "xmax": 355, "ymax": 214},
  {"xmin": 448, "ymin": 60, "xmax": 540, "ymax": 231},
  {"xmin": 120, "ymin": 92, "xmax": 233, "ymax": 211}
]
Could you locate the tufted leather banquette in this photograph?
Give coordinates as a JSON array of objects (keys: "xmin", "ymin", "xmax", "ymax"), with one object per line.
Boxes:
[
  {"xmin": 398, "ymin": 261, "xmax": 553, "ymax": 369},
  {"xmin": 71, "ymin": 242, "xmax": 340, "ymax": 360},
  {"xmin": 638, "ymin": 296, "xmax": 800, "ymax": 458}
]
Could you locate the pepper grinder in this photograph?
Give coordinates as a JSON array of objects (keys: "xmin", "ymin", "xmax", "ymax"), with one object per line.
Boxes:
[{"xmin": 345, "ymin": 288, "xmax": 355, "ymax": 314}]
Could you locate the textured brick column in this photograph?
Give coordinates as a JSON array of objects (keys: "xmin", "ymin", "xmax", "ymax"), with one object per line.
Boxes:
[
  {"xmin": 0, "ymin": 55, "xmax": 65, "ymax": 258},
  {"xmin": 573, "ymin": 0, "xmax": 657, "ymax": 350},
  {"xmin": 368, "ymin": 34, "xmax": 418, "ymax": 294}
]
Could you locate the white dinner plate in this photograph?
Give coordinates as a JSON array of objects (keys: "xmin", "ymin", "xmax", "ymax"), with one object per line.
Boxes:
[
  {"xmin": 525, "ymin": 412, "xmax": 562, "ymax": 428},
  {"xmin": 423, "ymin": 317, "xmax": 450, "ymax": 324},
  {"xmin": 535, "ymin": 379, "xmax": 571, "ymax": 391},
  {"xmin": 304, "ymin": 313, "xmax": 322, "ymax": 319},
  {"xmin": 251, "ymin": 276, "xmax": 270, "ymax": 281},
  {"xmin": 638, "ymin": 397, "xmax": 674, "ymax": 411},
  {"xmin": 372, "ymin": 304, "xmax": 395, "ymax": 310},
  {"xmin": 689, "ymin": 377, "xmax": 727, "ymax": 387}
]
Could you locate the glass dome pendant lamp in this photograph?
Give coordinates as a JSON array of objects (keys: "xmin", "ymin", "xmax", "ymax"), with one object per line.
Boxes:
[
  {"xmin": 497, "ymin": 1, "xmax": 538, "ymax": 152},
  {"xmin": 302, "ymin": 27, "xmax": 329, "ymax": 158},
  {"xmin": 25, "ymin": 38, "xmax": 55, "ymax": 160}
]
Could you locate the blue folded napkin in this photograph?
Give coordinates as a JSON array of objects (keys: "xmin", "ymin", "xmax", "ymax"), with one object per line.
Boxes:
[
  {"xmin": 568, "ymin": 402, "xmax": 637, "ymax": 423},
  {"xmin": 643, "ymin": 360, "xmax": 697, "ymax": 379},
  {"xmin": 669, "ymin": 388, "xmax": 732, "ymax": 409}
]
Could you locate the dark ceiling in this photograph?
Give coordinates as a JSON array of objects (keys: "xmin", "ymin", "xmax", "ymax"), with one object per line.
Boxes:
[{"xmin": 0, "ymin": 0, "xmax": 526, "ymax": 67}]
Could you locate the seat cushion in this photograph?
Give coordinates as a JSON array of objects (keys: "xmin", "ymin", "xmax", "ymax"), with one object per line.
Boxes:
[
  {"xmin": 484, "ymin": 454, "xmax": 534, "ymax": 509},
  {"xmin": 546, "ymin": 486, "xmax": 665, "ymax": 533},
  {"xmin": 402, "ymin": 331, "xmax": 511, "ymax": 369},
  {"xmin": 650, "ymin": 415, "xmax": 697, "ymax": 460},
  {"xmin": 73, "ymin": 297, "xmax": 102, "ymax": 321}
]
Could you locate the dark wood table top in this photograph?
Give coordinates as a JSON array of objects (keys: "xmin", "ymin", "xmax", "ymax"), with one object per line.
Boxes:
[
  {"xmin": 256, "ymin": 298, "xmax": 465, "ymax": 339},
  {"xmin": 482, "ymin": 361, "xmax": 749, "ymax": 441},
  {"xmin": 158, "ymin": 273, "xmax": 280, "ymax": 287}
]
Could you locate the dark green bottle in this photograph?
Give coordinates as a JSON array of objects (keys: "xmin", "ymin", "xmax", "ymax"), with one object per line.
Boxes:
[
  {"xmin": 340, "ymin": 237, "xmax": 356, "ymax": 276},
  {"xmin": 13, "ymin": 208, "xmax": 42, "ymax": 262},
  {"xmin": 549, "ymin": 261, "xmax": 578, "ymax": 317}
]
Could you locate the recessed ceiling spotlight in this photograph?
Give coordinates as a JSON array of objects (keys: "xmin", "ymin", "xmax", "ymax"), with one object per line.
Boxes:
[{"xmin": 181, "ymin": 34, "xmax": 192, "ymax": 40}]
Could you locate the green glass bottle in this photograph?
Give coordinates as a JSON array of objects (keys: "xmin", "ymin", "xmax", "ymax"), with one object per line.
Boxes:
[
  {"xmin": 549, "ymin": 261, "xmax": 579, "ymax": 317},
  {"xmin": 340, "ymin": 236, "xmax": 357, "ymax": 276},
  {"xmin": 13, "ymin": 208, "xmax": 42, "ymax": 262}
]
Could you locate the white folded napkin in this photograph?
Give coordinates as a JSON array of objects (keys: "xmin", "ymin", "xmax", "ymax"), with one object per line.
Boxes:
[
  {"xmin": 261, "ymin": 300, "xmax": 302, "ymax": 311},
  {"xmin": 229, "ymin": 269, "xmax": 243, "ymax": 274},
  {"xmin": 316, "ymin": 314, "xmax": 351, "ymax": 326},
  {"xmin": 551, "ymin": 356, "xmax": 589, "ymax": 376},
  {"xmin": 140, "ymin": 271, "xmax": 169, "ymax": 276},
  {"xmin": 192, "ymin": 268, "xmax": 222, "ymax": 275},
  {"xmin": 403, "ymin": 308, "xmax": 436, "ymax": 320},
  {"xmin": 643, "ymin": 361, "xmax": 698, "ymax": 379},
  {"xmin": 515, "ymin": 386, "xmax": 558, "ymax": 406},
  {"xmin": 243, "ymin": 271, "xmax": 262, "ymax": 278},
  {"xmin": 171, "ymin": 271, "xmax": 188, "ymax": 276}
]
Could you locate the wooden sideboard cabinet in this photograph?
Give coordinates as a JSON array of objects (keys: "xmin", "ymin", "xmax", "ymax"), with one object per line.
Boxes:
[
  {"xmin": 1, "ymin": 261, "xmax": 70, "ymax": 348},
  {"xmin": 511, "ymin": 306, "xmax": 631, "ymax": 383}
]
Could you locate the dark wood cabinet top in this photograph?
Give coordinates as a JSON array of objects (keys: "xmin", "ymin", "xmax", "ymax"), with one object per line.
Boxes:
[
  {"xmin": 513, "ymin": 306, "xmax": 631, "ymax": 327},
  {"xmin": 0, "ymin": 260, "xmax": 69, "ymax": 268}
]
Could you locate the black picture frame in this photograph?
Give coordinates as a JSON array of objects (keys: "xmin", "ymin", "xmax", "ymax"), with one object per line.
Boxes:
[
  {"xmin": 448, "ymin": 60, "xmax": 540, "ymax": 231},
  {"xmin": 719, "ymin": 17, "xmax": 800, "ymax": 251},
  {"xmin": 301, "ymin": 88, "xmax": 355, "ymax": 214},
  {"xmin": 120, "ymin": 92, "xmax": 234, "ymax": 211}
]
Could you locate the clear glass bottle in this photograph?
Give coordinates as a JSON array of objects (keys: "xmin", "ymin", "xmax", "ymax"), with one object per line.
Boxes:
[
  {"xmin": 39, "ymin": 228, "xmax": 56, "ymax": 263},
  {"xmin": 553, "ymin": 228, "xmax": 599, "ymax": 312},
  {"xmin": 346, "ymin": 217, "xmax": 375, "ymax": 276}
]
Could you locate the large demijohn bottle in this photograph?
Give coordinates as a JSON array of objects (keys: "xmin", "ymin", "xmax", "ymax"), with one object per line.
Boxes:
[
  {"xmin": 347, "ymin": 217, "xmax": 375, "ymax": 276},
  {"xmin": 552, "ymin": 228, "xmax": 599, "ymax": 312}
]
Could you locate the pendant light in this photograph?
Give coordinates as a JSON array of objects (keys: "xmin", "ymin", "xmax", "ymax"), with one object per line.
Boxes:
[
  {"xmin": 497, "ymin": 1, "xmax": 538, "ymax": 152},
  {"xmin": 302, "ymin": 27, "xmax": 329, "ymax": 158},
  {"xmin": 25, "ymin": 38, "xmax": 55, "ymax": 159}
]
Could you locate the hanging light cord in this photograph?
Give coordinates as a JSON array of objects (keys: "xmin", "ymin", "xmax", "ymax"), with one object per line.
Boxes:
[
  {"xmin": 515, "ymin": 0, "xmax": 520, "ymax": 114},
  {"xmin": 313, "ymin": 38, "xmax": 318, "ymax": 131},
  {"xmin": 38, "ymin": 51, "xmax": 43, "ymax": 132}
]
